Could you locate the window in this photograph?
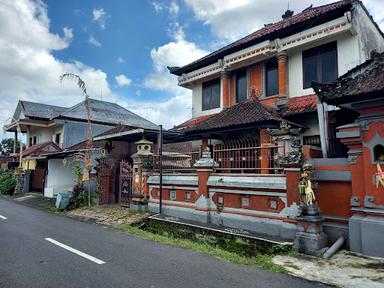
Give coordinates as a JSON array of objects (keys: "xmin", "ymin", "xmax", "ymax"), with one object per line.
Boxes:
[
  {"xmin": 29, "ymin": 137, "xmax": 32, "ymax": 147},
  {"xmin": 374, "ymin": 145, "xmax": 384, "ymax": 162},
  {"xmin": 303, "ymin": 41, "xmax": 337, "ymax": 88},
  {"xmin": 33, "ymin": 136, "xmax": 37, "ymax": 145},
  {"xmin": 185, "ymin": 192, "xmax": 191, "ymax": 200},
  {"xmin": 55, "ymin": 133, "xmax": 61, "ymax": 145},
  {"xmin": 202, "ymin": 79, "xmax": 220, "ymax": 111},
  {"xmin": 236, "ymin": 70, "xmax": 247, "ymax": 103},
  {"xmin": 265, "ymin": 59, "xmax": 279, "ymax": 96}
]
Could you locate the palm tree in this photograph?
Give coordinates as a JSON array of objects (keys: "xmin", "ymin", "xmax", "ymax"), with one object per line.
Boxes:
[{"xmin": 60, "ymin": 73, "xmax": 93, "ymax": 206}]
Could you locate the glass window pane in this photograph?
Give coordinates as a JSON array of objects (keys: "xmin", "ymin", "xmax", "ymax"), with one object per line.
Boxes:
[
  {"xmin": 211, "ymin": 83, "xmax": 220, "ymax": 108},
  {"xmin": 321, "ymin": 50, "xmax": 337, "ymax": 83},
  {"xmin": 303, "ymin": 55, "xmax": 318, "ymax": 88},
  {"xmin": 266, "ymin": 61, "xmax": 278, "ymax": 96},
  {"xmin": 202, "ymin": 79, "xmax": 220, "ymax": 110},
  {"xmin": 236, "ymin": 71, "xmax": 247, "ymax": 103},
  {"xmin": 202, "ymin": 86, "xmax": 211, "ymax": 110}
]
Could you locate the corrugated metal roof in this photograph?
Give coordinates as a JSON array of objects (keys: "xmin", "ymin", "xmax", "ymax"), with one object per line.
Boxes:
[
  {"xmin": 57, "ymin": 98, "xmax": 159, "ymax": 130},
  {"xmin": 19, "ymin": 101, "xmax": 68, "ymax": 120}
]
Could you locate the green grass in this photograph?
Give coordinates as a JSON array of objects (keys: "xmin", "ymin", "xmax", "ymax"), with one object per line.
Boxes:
[{"xmin": 109, "ymin": 223, "xmax": 286, "ymax": 273}]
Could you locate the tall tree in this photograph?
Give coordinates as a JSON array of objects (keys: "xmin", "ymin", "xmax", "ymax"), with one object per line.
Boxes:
[{"xmin": 0, "ymin": 138, "xmax": 25, "ymax": 156}]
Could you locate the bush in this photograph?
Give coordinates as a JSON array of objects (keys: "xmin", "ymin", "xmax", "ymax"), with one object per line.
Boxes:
[
  {"xmin": 0, "ymin": 169, "xmax": 16, "ymax": 195},
  {"xmin": 68, "ymin": 184, "xmax": 89, "ymax": 210}
]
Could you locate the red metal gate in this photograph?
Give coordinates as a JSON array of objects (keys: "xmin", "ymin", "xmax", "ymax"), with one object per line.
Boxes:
[{"xmin": 119, "ymin": 160, "xmax": 133, "ymax": 206}]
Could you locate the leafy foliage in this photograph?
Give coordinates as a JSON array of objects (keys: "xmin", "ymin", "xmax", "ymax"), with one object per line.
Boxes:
[
  {"xmin": 68, "ymin": 184, "xmax": 88, "ymax": 210},
  {"xmin": 73, "ymin": 164, "xmax": 82, "ymax": 185},
  {"xmin": 0, "ymin": 138, "xmax": 25, "ymax": 156},
  {"xmin": 0, "ymin": 169, "xmax": 17, "ymax": 195}
]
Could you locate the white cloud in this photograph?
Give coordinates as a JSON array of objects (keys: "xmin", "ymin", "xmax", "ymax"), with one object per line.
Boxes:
[
  {"xmin": 184, "ymin": 0, "xmax": 384, "ymax": 41},
  {"xmin": 88, "ymin": 35, "xmax": 101, "ymax": 47},
  {"xmin": 152, "ymin": 1, "xmax": 180, "ymax": 16},
  {"xmin": 92, "ymin": 8, "xmax": 109, "ymax": 30},
  {"xmin": 145, "ymin": 24, "xmax": 208, "ymax": 92},
  {"xmin": 364, "ymin": 0, "xmax": 384, "ymax": 31},
  {"xmin": 120, "ymin": 93, "xmax": 192, "ymax": 128},
  {"xmin": 115, "ymin": 74, "xmax": 132, "ymax": 87},
  {"xmin": 168, "ymin": 1, "xmax": 179, "ymax": 15},
  {"xmin": 152, "ymin": 1, "xmax": 163, "ymax": 13},
  {"xmin": 63, "ymin": 27, "xmax": 73, "ymax": 42},
  {"xmin": 0, "ymin": 0, "xmax": 113, "ymax": 138},
  {"xmin": 116, "ymin": 57, "xmax": 125, "ymax": 63},
  {"xmin": 142, "ymin": 24, "xmax": 208, "ymax": 126}
]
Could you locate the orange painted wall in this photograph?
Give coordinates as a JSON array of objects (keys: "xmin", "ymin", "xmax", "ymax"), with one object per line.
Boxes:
[
  {"xmin": 230, "ymin": 75, "xmax": 235, "ymax": 107},
  {"xmin": 151, "ymin": 188, "xmax": 198, "ymax": 203},
  {"xmin": 317, "ymin": 181, "xmax": 352, "ymax": 218},
  {"xmin": 249, "ymin": 65, "xmax": 263, "ymax": 97},
  {"xmin": 260, "ymin": 96, "xmax": 279, "ymax": 107},
  {"xmin": 211, "ymin": 192, "xmax": 285, "ymax": 212}
]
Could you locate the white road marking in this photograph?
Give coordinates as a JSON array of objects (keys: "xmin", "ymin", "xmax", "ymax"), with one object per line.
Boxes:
[
  {"xmin": 45, "ymin": 238, "xmax": 105, "ymax": 265},
  {"xmin": 0, "ymin": 214, "xmax": 7, "ymax": 220}
]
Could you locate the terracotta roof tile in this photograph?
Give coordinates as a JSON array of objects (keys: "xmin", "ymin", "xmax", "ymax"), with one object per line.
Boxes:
[
  {"xmin": 183, "ymin": 98, "xmax": 282, "ymax": 133},
  {"xmin": 18, "ymin": 142, "xmax": 62, "ymax": 157},
  {"xmin": 171, "ymin": 114, "xmax": 215, "ymax": 132},
  {"xmin": 281, "ymin": 95, "xmax": 318, "ymax": 116},
  {"xmin": 172, "ymin": 0, "xmax": 353, "ymax": 75},
  {"xmin": 314, "ymin": 51, "xmax": 384, "ymax": 105}
]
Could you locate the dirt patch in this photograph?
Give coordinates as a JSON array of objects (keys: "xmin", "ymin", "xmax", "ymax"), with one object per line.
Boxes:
[{"xmin": 68, "ymin": 204, "xmax": 151, "ymax": 225}]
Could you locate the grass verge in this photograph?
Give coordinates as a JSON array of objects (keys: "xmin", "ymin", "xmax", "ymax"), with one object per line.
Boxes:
[{"xmin": 109, "ymin": 223, "xmax": 286, "ymax": 273}]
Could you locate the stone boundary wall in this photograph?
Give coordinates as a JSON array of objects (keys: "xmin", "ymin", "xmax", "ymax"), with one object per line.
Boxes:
[{"xmin": 147, "ymin": 173, "xmax": 297, "ymax": 240}]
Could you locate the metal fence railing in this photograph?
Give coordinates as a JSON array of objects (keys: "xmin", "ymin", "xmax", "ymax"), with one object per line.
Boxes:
[
  {"xmin": 212, "ymin": 139, "xmax": 282, "ymax": 174},
  {"xmin": 153, "ymin": 139, "xmax": 283, "ymax": 174}
]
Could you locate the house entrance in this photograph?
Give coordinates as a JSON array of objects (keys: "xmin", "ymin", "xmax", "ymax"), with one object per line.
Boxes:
[{"xmin": 118, "ymin": 160, "xmax": 133, "ymax": 207}]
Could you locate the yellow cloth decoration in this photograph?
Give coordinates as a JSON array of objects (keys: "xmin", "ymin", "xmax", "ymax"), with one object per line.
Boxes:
[
  {"xmin": 22, "ymin": 159, "xmax": 36, "ymax": 171},
  {"xmin": 305, "ymin": 179, "xmax": 316, "ymax": 205},
  {"xmin": 376, "ymin": 163, "xmax": 384, "ymax": 189}
]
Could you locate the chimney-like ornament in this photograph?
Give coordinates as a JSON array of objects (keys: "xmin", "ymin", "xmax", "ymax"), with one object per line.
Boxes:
[{"xmin": 282, "ymin": 9, "xmax": 294, "ymax": 20}]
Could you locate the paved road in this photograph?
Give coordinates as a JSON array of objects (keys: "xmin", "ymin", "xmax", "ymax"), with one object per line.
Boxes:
[{"xmin": 0, "ymin": 199, "xmax": 327, "ymax": 288}]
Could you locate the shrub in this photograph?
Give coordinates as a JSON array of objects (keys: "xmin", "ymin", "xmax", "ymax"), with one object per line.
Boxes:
[
  {"xmin": 0, "ymin": 170, "xmax": 17, "ymax": 195},
  {"xmin": 68, "ymin": 184, "xmax": 89, "ymax": 209}
]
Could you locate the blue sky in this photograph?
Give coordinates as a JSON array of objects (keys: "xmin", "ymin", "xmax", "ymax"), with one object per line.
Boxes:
[
  {"xmin": 47, "ymin": 0, "xmax": 212, "ymax": 102},
  {"xmin": 0, "ymin": 0, "xmax": 383, "ymax": 137}
]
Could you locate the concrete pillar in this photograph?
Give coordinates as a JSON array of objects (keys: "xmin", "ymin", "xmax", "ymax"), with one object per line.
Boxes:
[
  {"xmin": 317, "ymin": 102, "xmax": 328, "ymax": 158},
  {"xmin": 13, "ymin": 131, "xmax": 18, "ymax": 154},
  {"xmin": 277, "ymin": 52, "xmax": 288, "ymax": 98},
  {"xmin": 194, "ymin": 148, "xmax": 218, "ymax": 220},
  {"xmin": 260, "ymin": 129, "xmax": 271, "ymax": 174},
  {"xmin": 283, "ymin": 165, "xmax": 301, "ymax": 206},
  {"xmin": 221, "ymin": 71, "xmax": 230, "ymax": 109}
]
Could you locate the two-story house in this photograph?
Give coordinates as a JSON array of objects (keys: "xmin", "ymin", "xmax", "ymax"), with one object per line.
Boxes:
[
  {"xmin": 169, "ymin": 0, "xmax": 384, "ymax": 166},
  {"xmin": 4, "ymin": 98, "xmax": 159, "ymax": 196}
]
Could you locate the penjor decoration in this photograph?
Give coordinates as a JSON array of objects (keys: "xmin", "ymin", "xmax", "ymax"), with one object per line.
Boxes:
[
  {"xmin": 298, "ymin": 162, "xmax": 316, "ymax": 205},
  {"xmin": 376, "ymin": 161, "xmax": 384, "ymax": 189}
]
